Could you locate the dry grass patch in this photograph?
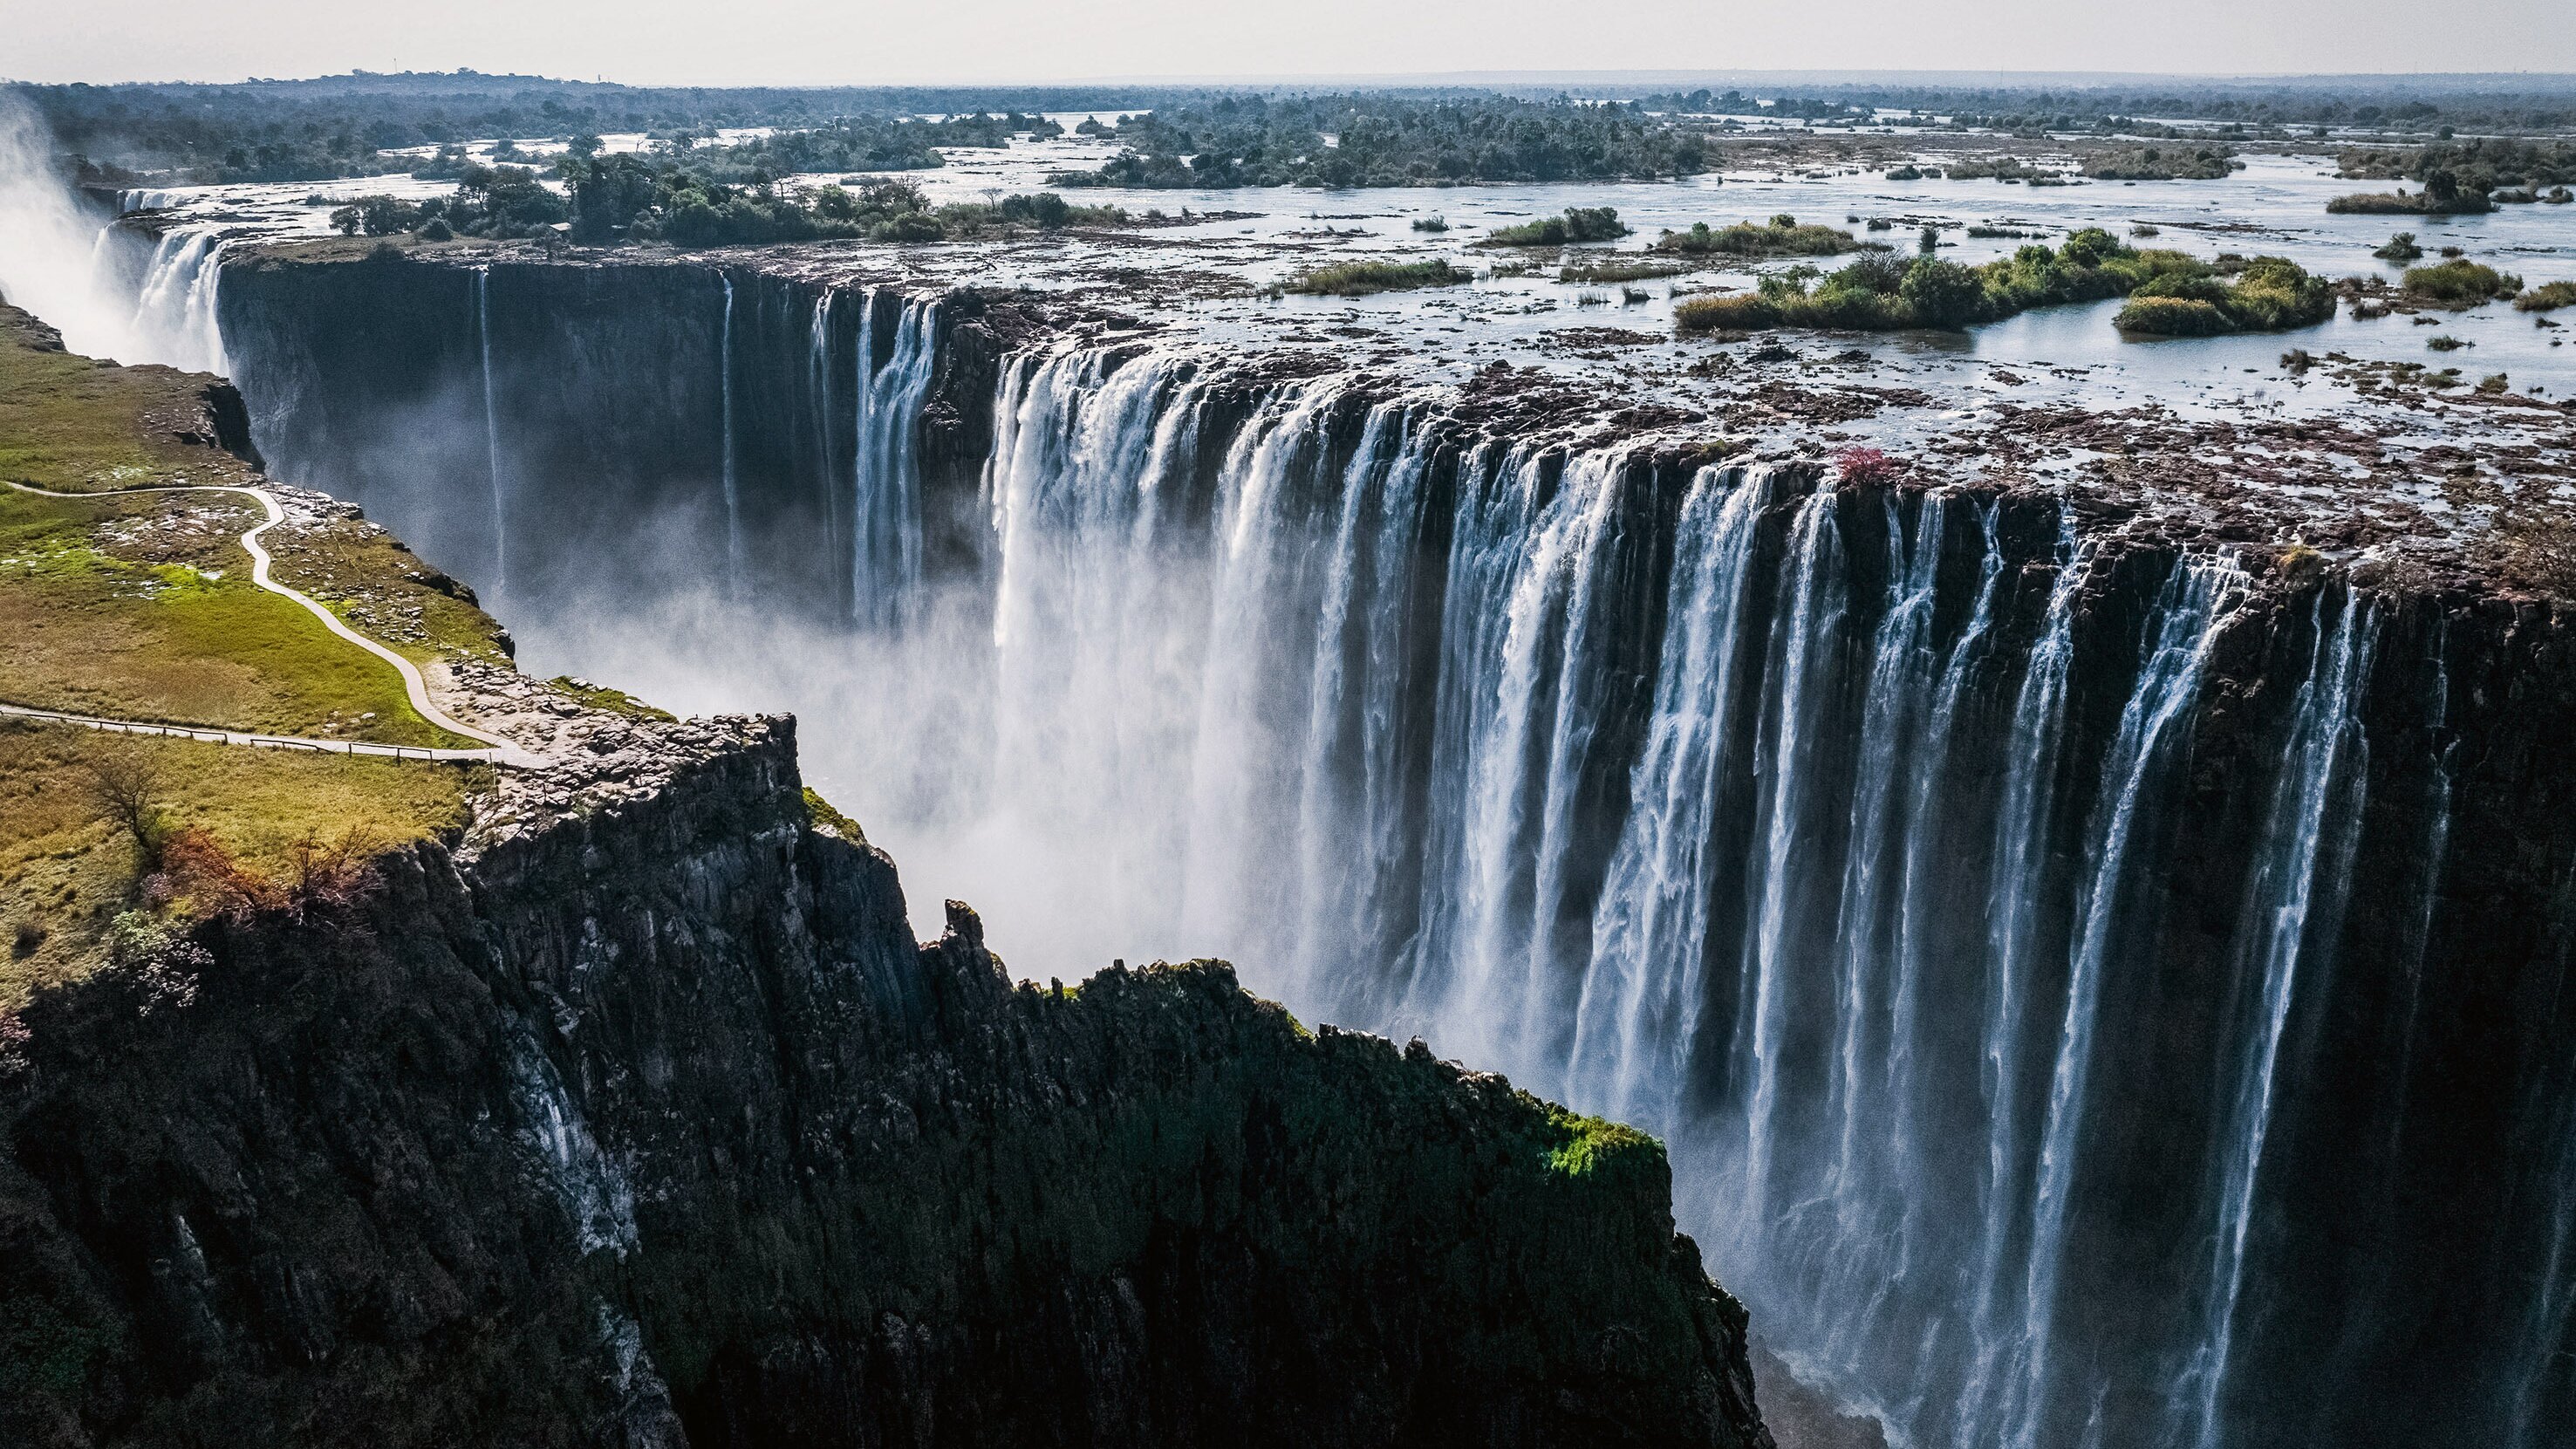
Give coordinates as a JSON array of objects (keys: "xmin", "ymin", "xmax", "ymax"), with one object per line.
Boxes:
[{"xmin": 0, "ymin": 721, "xmax": 485, "ymax": 1004}]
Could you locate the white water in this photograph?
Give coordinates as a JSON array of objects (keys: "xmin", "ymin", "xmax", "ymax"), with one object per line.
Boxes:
[
  {"xmin": 2181, "ymin": 587, "xmax": 2374, "ymax": 1449},
  {"xmin": 850, "ymin": 294, "xmax": 940, "ymax": 625},
  {"xmin": 477, "ymin": 267, "xmax": 509, "ymax": 598},
  {"xmin": 720, "ymin": 271, "xmax": 741, "ymax": 594}
]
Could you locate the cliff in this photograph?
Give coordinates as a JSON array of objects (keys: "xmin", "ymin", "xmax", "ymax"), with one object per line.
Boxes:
[
  {"xmin": 195, "ymin": 244, "xmax": 2576, "ymax": 1447},
  {"xmin": 0, "ymin": 712, "xmax": 1773, "ymax": 1449}
]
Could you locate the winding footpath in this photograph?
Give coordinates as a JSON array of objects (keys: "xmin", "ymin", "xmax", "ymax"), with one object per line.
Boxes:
[{"xmin": 3, "ymin": 480, "xmax": 546, "ymax": 769}]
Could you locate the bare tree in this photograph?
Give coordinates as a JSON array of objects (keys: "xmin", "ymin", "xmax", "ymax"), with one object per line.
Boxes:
[{"xmin": 81, "ymin": 735, "xmax": 171, "ymax": 865}]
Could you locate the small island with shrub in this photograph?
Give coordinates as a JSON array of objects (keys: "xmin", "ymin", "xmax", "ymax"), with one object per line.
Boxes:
[{"xmin": 1672, "ymin": 228, "xmax": 2333, "ymax": 336}]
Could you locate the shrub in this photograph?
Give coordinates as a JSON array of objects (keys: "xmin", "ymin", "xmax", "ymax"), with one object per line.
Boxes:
[
  {"xmin": 2217, "ymin": 256, "xmax": 2336, "ymax": 331},
  {"xmin": 1484, "ymin": 206, "xmax": 1629, "ymax": 246},
  {"xmin": 2328, "ymin": 189, "xmax": 2495, "ymax": 215},
  {"xmin": 2116, "ymin": 295, "xmax": 2231, "ymax": 335},
  {"xmin": 2516, "ymin": 281, "xmax": 2576, "ymax": 312},
  {"xmin": 1674, "ymin": 292, "xmax": 1779, "ymax": 331},
  {"xmin": 1899, "ymin": 258, "xmax": 1989, "ymax": 327},
  {"xmin": 1835, "ymin": 446, "xmax": 1904, "ymax": 486},
  {"xmin": 1284, "ymin": 258, "xmax": 1472, "ymax": 296},
  {"xmin": 1653, "ymin": 216, "xmax": 1857, "ymax": 257},
  {"xmin": 2374, "ymin": 231, "xmax": 2423, "ymax": 261},
  {"xmin": 414, "ymin": 216, "xmax": 454, "ymax": 242},
  {"xmin": 2121, "ymin": 255, "xmax": 2331, "ymax": 334},
  {"xmin": 1559, "ymin": 256, "xmax": 1695, "ymax": 284},
  {"xmin": 2426, "ymin": 334, "xmax": 2470, "ymax": 352},
  {"xmin": 1411, "ymin": 215, "xmax": 1449, "ymax": 232},
  {"xmin": 2477, "ymin": 373, "xmax": 2510, "ymax": 393},
  {"xmin": 2404, "ymin": 258, "xmax": 2522, "ymax": 305}
]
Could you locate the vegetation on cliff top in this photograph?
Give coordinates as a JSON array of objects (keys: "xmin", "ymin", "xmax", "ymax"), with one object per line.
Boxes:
[
  {"xmin": 0, "ymin": 724, "xmax": 482, "ymax": 1008},
  {"xmin": 331, "ymin": 154, "xmax": 1131, "ymax": 249},
  {"xmin": 0, "ymin": 308, "xmax": 501, "ymax": 1000}
]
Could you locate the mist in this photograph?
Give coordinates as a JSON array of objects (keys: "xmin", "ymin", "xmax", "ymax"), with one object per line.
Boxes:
[{"xmin": 0, "ymin": 93, "xmax": 140, "ymax": 359}]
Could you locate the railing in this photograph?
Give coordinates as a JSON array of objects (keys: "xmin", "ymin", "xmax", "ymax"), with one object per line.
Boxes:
[{"xmin": 0, "ymin": 701, "xmax": 513, "ymax": 762}]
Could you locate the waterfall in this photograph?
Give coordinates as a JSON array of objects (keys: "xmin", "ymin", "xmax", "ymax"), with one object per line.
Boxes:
[
  {"xmin": 125, "ymin": 227, "xmax": 229, "ymax": 375},
  {"xmin": 194, "ymin": 297, "xmax": 2576, "ymax": 1449},
  {"xmin": 850, "ymin": 292, "xmax": 940, "ymax": 626},
  {"xmin": 1963, "ymin": 509, "xmax": 2086, "ymax": 1446},
  {"xmin": 720, "ymin": 271, "xmax": 741, "ymax": 594},
  {"xmin": 1570, "ymin": 463, "xmax": 1780, "ymax": 1130},
  {"xmin": 476, "ymin": 267, "xmax": 509, "ymax": 597},
  {"xmin": 2182, "ymin": 587, "xmax": 2375, "ymax": 1449},
  {"xmin": 2010, "ymin": 557, "xmax": 2248, "ymax": 1449}
]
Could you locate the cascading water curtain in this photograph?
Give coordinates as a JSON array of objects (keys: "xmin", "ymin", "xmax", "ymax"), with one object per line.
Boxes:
[{"xmin": 955, "ymin": 353, "xmax": 2489, "ymax": 1448}]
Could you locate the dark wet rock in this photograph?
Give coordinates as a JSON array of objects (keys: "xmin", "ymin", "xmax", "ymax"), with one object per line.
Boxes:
[{"xmin": 0, "ymin": 711, "xmax": 1775, "ymax": 1449}]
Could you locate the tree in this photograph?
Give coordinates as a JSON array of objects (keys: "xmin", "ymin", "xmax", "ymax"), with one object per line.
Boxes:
[
  {"xmin": 82, "ymin": 736, "xmax": 170, "ymax": 865},
  {"xmin": 564, "ymin": 154, "xmax": 659, "ymax": 242},
  {"xmin": 1900, "ymin": 258, "xmax": 1990, "ymax": 328}
]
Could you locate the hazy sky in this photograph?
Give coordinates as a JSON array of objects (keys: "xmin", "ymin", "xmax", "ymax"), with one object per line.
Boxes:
[{"xmin": 7, "ymin": 0, "xmax": 2575, "ymax": 86}]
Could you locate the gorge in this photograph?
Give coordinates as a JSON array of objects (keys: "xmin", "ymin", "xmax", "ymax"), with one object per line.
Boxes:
[{"xmin": 183, "ymin": 243, "xmax": 2576, "ymax": 1449}]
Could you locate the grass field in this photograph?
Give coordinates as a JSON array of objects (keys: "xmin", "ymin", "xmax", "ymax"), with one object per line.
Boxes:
[
  {"xmin": 0, "ymin": 304, "xmax": 516, "ymax": 994},
  {"xmin": 1, "ymin": 720, "xmax": 487, "ymax": 1007},
  {"xmin": 0, "ymin": 307, "xmax": 498, "ymax": 747}
]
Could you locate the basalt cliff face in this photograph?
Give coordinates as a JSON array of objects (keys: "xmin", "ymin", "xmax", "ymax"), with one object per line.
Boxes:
[
  {"xmin": 204, "ymin": 245, "xmax": 2576, "ymax": 1449},
  {"xmin": 0, "ymin": 714, "xmax": 1773, "ymax": 1449}
]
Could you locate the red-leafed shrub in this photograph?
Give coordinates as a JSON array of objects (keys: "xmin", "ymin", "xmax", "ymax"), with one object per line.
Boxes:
[{"xmin": 1835, "ymin": 446, "xmax": 1905, "ymax": 488}]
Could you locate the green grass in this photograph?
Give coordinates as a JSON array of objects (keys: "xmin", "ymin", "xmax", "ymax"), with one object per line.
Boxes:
[
  {"xmin": 0, "ymin": 304, "xmax": 498, "ymax": 746},
  {"xmin": 1283, "ymin": 258, "xmax": 1472, "ymax": 296},
  {"xmin": 2404, "ymin": 258, "xmax": 2524, "ymax": 306},
  {"xmin": 0, "ymin": 487, "xmax": 475, "ymax": 748},
  {"xmin": 801, "ymin": 786, "xmax": 866, "ymax": 844},
  {"xmin": 0, "ymin": 721, "xmax": 484, "ymax": 1006},
  {"xmin": 1652, "ymin": 216, "xmax": 1859, "ymax": 258},
  {"xmin": 0, "ymin": 310, "xmax": 236, "ymax": 495},
  {"xmin": 2516, "ymin": 281, "xmax": 2576, "ymax": 312}
]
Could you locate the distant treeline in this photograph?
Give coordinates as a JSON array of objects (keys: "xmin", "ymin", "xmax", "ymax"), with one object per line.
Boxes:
[
  {"xmin": 11, "ymin": 72, "xmax": 1182, "ymax": 185},
  {"xmin": 1633, "ymin": 79, "xmax": 2576, "ymax": 133},
  {"xmin": 22, "ymin": 70, "xmax": 2576, "ymax": 191},
  {"xmin": 1053, "ymin": 94, "xmax": 1710, "ymax": 188}
]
